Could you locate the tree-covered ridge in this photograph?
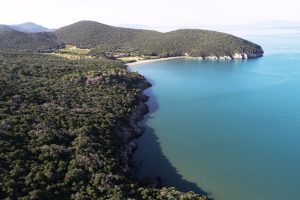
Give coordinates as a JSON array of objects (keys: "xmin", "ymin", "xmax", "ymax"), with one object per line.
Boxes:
[
  {"xmin": 55, "ymin": 21, "xmax": 263, "ymax": 58},
  {"xmin": 0, "ymin": 20, "xmax": 263, "ymax": 58},
  {"xmin": 0, "ymin": 53, "xmax": 206, "ymax": 199},
  {"xmin": 0, "ymin": 28, "xmax": 62, "ymax": 52}
]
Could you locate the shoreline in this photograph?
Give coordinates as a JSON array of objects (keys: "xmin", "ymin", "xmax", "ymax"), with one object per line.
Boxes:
[
  {"xmin": 126, "ymin": 56, "xmax": 187, "ymax": 66},
  {"xmin": 123, "ymin": 62, "xmax": 209, "ymax": 199},
  {"xmin": 118, "ymin": 79, "xmax": 151, "ymax": 170},
  {"xmin": 125, "ymin": 53, "xmax": 263, "ymax": 67},
  {"xmin": 121, "ymin": 80, "xmax": 208, "ymax": 199}
]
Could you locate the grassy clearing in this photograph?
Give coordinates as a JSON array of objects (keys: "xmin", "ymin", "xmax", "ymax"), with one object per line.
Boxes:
[
  {"xmin": 50, "ymin": 45, "xmax": 93, "ymax": 60},
  {"xmin": 117, "ymin": 55, "xmax": 160, "ymax": 63}
]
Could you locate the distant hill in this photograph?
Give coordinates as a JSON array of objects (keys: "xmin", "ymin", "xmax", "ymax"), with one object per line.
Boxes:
[
  {"xmin": 10, "ymin": 22, "xmax": 50, "ymax": 32},
  {"xmin": 0, "ymin": 25, "xmax": 13, "ymax": 31},
  {"xmin": 0, "ymin": 22, "xmax": 51, "ymax": 33},
  {"xmin": 0, "ymin": 27, "xmax": 62, "ymax": 52},
  {"xmin": 55, "ymin": 20, "xmax": 263, "ymax": 58},
  {"xmin": 55, "ymin": 21, "xmax": 160, "ymax": 49}
]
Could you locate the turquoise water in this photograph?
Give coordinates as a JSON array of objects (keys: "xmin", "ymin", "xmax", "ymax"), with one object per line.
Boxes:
[{"xmin": 131, "ymin": 29, "xmax": 300, "ymax": 200}]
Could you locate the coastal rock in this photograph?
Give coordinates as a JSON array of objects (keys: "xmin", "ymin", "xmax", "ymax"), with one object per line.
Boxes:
[
  {"xmin": 233, "ymin": 53, "xmax": 244, "ymax": 59},
  {"xmin": 219, "ymin": 55, "xmax": 232, "ymax": 60},
  {"xmin": 196, "ymin": 52, "xmax": 263, "ymax": 60},
  {"xmin": 205, "ymin": 55, "xmax": 218, "ymax": 60},
  {"xmin": 232, "ymin": 52, "xmax": 263, "ymax": 59}
]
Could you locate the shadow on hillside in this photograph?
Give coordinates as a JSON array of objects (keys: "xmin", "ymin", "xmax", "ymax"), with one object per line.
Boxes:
[{"xmin": 134, "ymin": 85, "xmax": 212, "ymax": 199}]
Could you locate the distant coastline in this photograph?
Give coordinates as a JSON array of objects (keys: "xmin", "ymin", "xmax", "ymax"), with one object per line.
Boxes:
[{"xmin": 126, "ymin": 52, "xmax": 263, "ymax": 67}]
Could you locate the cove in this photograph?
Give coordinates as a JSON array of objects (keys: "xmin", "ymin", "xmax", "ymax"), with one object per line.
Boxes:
[{"xmin": 130, "ymin": 28, "xmax": 300, "ymax": 200}]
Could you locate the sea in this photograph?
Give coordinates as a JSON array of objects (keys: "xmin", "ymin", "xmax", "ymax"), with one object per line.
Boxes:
[{"xmin": 130, "ymin": 26, "xmax": 300, "ymax": 200}]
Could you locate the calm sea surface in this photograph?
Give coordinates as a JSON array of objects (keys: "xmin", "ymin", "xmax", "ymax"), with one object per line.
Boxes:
[{"xmin": 130, "ymin": 27, "xmax": 300, "ymax": 200}]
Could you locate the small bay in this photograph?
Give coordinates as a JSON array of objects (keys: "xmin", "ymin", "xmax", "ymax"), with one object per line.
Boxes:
[{"xmin": 131, "ymin": 27, "xmax": 300, "ymax": 200}]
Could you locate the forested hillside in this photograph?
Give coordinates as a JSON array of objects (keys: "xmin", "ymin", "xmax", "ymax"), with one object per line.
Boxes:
[
  {"xmin": 0, "ymin": 20, "xmax": 263, "ymax": 58},
  {"xmin": 0, "ymin": 53, "xmax": 206, "ymax": 199},
  {"xmin": 55, "ymin": 21, "xmax": 263, "ymax": 58},
  {"xmin": 0, "ymin": 28, "xmax": 62, "ymax": 52}
]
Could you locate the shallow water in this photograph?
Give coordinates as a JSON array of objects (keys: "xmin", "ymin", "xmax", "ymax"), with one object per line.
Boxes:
[{"xmin": 131, "ymin": 28, "xmax": 300, "ymax": 200}]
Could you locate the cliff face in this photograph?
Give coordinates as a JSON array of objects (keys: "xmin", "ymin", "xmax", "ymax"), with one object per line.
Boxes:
[
  {"xmin": 188, "ymin": 47, "xmax": 264, "ymax": 60},
  {"xmin": 201, "ymin": 51, "xmax": 263, "ymax": 60},
  {"xmin": 232, "ymin": 48, "xmax": 264, "ymax": 59}
]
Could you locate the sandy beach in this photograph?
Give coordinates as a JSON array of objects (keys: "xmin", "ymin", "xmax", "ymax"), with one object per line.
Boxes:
[{"xmin": 126, "ymin": 56, "xmax": 188, "ymax": 67}]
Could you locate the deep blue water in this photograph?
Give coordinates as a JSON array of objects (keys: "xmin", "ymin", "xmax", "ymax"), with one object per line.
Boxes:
[{"xmin": 130, "ymin": 28, "xmax": 300, "ymax": 200}]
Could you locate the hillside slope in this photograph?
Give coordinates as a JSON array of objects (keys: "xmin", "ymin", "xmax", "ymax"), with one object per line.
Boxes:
[
  {"xmin": 0, "ymin": 27, "xmax": 62, "ymax": 52},
  {"xmin": 55, "ymin": 21, "xmax": 264, "ymax": 58}
]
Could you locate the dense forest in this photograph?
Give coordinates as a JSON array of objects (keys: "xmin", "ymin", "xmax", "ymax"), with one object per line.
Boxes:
[
  {"xmin": 0, "ymin": 52, "xmax": 206, "ymax": 199},
  {"xmin": 55, "ymin": 21, "xmax": 263, "ymax": 58}
]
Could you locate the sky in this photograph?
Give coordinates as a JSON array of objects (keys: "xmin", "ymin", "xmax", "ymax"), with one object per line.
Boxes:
[{"xmin": 1, "ymin": 0, "xmax": 300, "ymax": 29}]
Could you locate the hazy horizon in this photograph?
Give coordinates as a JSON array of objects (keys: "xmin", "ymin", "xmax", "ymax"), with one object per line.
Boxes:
[
  {"xmin": 3, "ymin": 20, "xmax": 300, "ymax": 34},
  {"xmin": 1, "ymin": 0, "xmax": 300, "ymax": 29}
]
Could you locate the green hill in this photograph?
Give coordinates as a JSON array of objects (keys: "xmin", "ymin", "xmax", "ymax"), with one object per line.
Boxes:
[
  {"xmin": 0, "ymin": 20, "xmax": 263, "ymax": 58},
  {"xmin": 0, "ymin": 27, "xmax": 62, "ymax": 52},
  {"xmin": 55, "ymin": 21, "xmax": 160, "ymax": 51},
  {"xmin": 55, "ymin": 20, "xmax": 263, "ymax": 58},
  {"xmin": 0, "ymin": 22, "xmax": 51, "ymax": 33}
]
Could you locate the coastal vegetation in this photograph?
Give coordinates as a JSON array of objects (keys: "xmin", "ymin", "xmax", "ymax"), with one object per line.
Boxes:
[
  {"xmin": 55, "ymin": 21, "xmax": 263, "ymax": 59},
  {"xmin": 0, "ymin": 52, "xmax": 206, "ymax": 199},
  {"xmin": 1, "ymin": 20, "xmax": 263, "ymax": 59},
  {"xmin": 0, "ymin": 20, "xmax": 265, "ymax": 199}
]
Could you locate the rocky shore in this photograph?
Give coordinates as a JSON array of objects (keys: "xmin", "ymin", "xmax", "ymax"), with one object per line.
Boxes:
[
  {"xmin": 118, "ymin": 79, "xmax": 151, "ymax": 171},
  {"xmin": 123, "ymin": 50, "xmax": 263, "ymax": 169},
  {"xmin": 203, "ymin": 51, "xmax": 264, "ymax": 60},
  {"xmin": 117, "ymin": 65, "xmax": 210, "ymax": 199},
  {"xmin": 127, "ymin": 51, "xmax": 264, "ymax": 67}
]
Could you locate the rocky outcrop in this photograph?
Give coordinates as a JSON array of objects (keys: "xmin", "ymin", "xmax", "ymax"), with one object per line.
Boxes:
[
  {"xmin": 205, "ymin": 55, "xmax": 219, "ymax": 60},
  {"xmin": 219, "ymin": 55, "xmax": 232, "ymax": 60},
  {"xmin": 200, "ymin": 51, "xmax": 263, "ymax": 60}
]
